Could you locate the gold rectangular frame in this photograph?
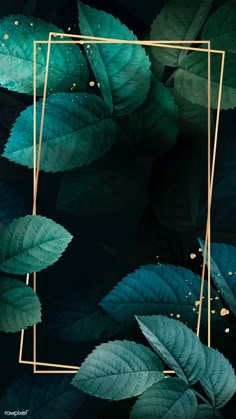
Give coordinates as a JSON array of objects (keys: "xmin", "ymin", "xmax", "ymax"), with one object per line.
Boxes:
[{"xmin": 18, "ymin": 34, "xmax": 225, "ymax": 373}]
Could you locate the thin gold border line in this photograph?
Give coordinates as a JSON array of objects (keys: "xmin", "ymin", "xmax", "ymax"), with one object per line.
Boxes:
[
  {"xmin": 207, "ymin": 44, "xmax": 211, "ymax": 348},
  {"xmin": 197, "ymin": 51, "xmax": 225, "ymax": 339},
  {"xmin": 19, "ymin": 36, "xmax": 223, "ymax": 372}
]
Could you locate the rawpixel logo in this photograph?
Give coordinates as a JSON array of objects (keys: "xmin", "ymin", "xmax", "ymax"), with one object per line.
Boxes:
[{"xmin": 4, "ymin": 411, "xmax": 29, "ymax": 416}]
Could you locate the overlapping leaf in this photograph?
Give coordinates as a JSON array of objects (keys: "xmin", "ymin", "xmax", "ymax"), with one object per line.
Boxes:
[
  {"xmin": 136, "ymin": 315, "xmax": 206, "ymax": 385},
  {"xmin": 3, "ymin": 93, "xmax": 116, "ymax": 172},
  {"xmin": 0, "ymin": 215, "xmax": 72, "ymax": 274},
  {"xmin": 130, "ymin": 378, "xmax": 198, "ymax": 418},
  {"xmin": 72, "ymin": 340, "xmax": 164, "ymax": 400},
  {"xmin": 0, "ymin": 15, "xmax": 88, "ymax": 95},
  {"xmin": 78, "ymin": 1, "xmax": 151, "ymax": 115},
  {"xmin": 0, "ymin": 277, "xmax": 41, "ymax": 332}
]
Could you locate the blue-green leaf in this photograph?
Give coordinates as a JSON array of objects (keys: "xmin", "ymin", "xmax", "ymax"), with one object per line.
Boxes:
[
  {"xmin": 3, "ymin": 93, "xmax": 116, "ymax": 172},
  {"xmin": 0, "ymin": 374, "xmax": 86, "ymax": 419},
  {"xmin": 48, "ymin": 303, "xmax": 121, "ymax": 342},
  {"xmin": 56, "ymin": 148, "xmax": 140, "ymax": 215},
  {"xmin": 0, "ymin": 181, "xmax": 28, "ymax": 223},
  {"xmin": 174, "ymin": 51, "xmax": 236, "ymax": 110},
  {"xmin": 199, "ymin": 240, "xmax": 236, "ymax": 317},
  {"xmin": 129, "ymin": 77, "xmax": 178, "ymax": 157},
  {"xmin": 72, "ymin": 340, "xmax": 164, "ymax": 400},
  {"xmin": 0, "ymin": 15, "xmax": 88, "ymax": 95},
  {"xmin": 130, "ymin": 377, "xmax": 198, "ymax": 419},
  {"xmin": 100, "ymin": 264, "xmax": 222, "ymax": 327},
  {"xmin": 78, "ymin": 1, "xmax": 151, "ymax": 115},
  {"xmin": 0, "ymin": 277, "xmax": 41, "ymax": 332},
  {"xmin": 200, "ymin": 346, "xmax": 236, "ymax": 408},
  {"xmin": 150, "ymin": 0, "xmax": 213, "ymax": 67},
  {"xmin": 201, "ymin": 0, "xmax": 236, "ymax": 52},
  {"xmin": 0, "ymin": 215, "xmax": 72, "ymax": 275},
  {"xmin": 195, "ymin": 404, "xmax": 224, "ymax": 418},
  {"xmin": 136, "ymin": 315, "xmax": 206, "ymax": 385}
]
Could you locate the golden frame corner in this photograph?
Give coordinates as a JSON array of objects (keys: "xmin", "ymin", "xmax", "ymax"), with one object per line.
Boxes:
[{"xmin": 18, "ymin": 33, "xmax": 225, "ymax": 374}]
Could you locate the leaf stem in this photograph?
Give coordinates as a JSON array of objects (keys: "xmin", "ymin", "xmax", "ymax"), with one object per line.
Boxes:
[{"xmin": 194, "ymin": 390, "xmax": 211, "ymax": 405}]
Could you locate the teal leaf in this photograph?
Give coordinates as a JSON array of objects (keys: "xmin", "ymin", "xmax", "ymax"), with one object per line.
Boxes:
[
  {"xmin": 3, "ymin": 93, "xmax": 116, "ymax": 173},
  {"xmin": 201, "ymin": 0, "xmax": 236, "ymax": 52},
  {"xmin": 0, "ymin": 374, "xmax": 86, "ymax": 419},
  {"xmin": 48, "ymin": 303, "xmax": 121, "ymax": 342},
  {"xmin": 171, "ymin": 88, "xmax": 214, "ymax": 141},
  {"xmin": 130, "ymin": 377, "xmax": 198, "ymax": 419},
  {"xmin": 195, "ymin": 404, "xmax": 224, "ymax": 418},
  {"xmin": 72, "ymin": 340, "xmax": 164, "ymax": 400},
  {"xmin": 150, "ymin": 0, "xmax": 213, "ymax": 67},
  {"xmin": 0, "ymin": 215, "xmax": 72, "ymax": 275},
  {"xmin": 100, "ymin": 264, "xmax": 222, "ymax": 327},
  {"xmin": 0, "ymin": 15, "xmax": 88, "ymax": 95},
  {"xmin": 56, "ymin": 148, "xmax": 140, "ymax": 216},
  {"xmin": 136, "ymin": 315, "xmax": 206, "ymax": 385},
  {"xmin": 129, "ymin": 77, "xmax": 178, "ymax": 157},
  {"xmin": 174, "ymin": 51, "xmax": 236, "ymax": 110},
  {"xmin": 78, "ymin": 1, "xmax": 151, "ymax": 115},
  {"xmin": 0, "ymin": 181, "xmax": 28, "ymax": 223},
  {"xmin": 199, "ymin": 240, "xmax": 236, "ymax": 317},
  {"xmin": 200, "ymin": 346, "xmax": 236, "ymax": 408},
  {"xmin": 0, "ymin": 277, "xmax": 41, "ymax": 332}
]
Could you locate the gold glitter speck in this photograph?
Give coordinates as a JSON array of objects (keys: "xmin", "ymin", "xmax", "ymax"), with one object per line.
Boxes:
[
  {"xmin": 3, "ymin": 34, "xmax": 9, "ymax": 40},
  {"xmin": 221, "ymin": 308, "xmax": 230, "ymax": 316},
  {"xmin": 225, "ymin": 328, "xmax": 230, "ymax": 333}
]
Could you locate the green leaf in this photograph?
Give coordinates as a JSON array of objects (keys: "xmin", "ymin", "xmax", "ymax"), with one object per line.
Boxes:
[
  {"xmin": 195, "ymin": 405, "xmax": 224, "ymax": 418},
  {"xmin": 201, "ymin": 0, "xmax": 236, "ymax": 52},
  {"xmin": 199, "ymin": 240, "xmax": 236, "ymax": 317},
  {"xmin": 129, "ymin": 77, "xmax": 178, "ymax": 157},
  {"xmin": 150, "ymin": 0, "xmax": 213, "ymax": 67},
  {"xmin": 200, "ymin": 346, "xmax": 236, "ymax": 408},
  {"xmin": 78, "ymin": 1, "xmax": 151, "ymax": 115},
  {"xmin": 0, "ymin": 277, "xmax": 41, "ymax": 332},
  {"xmin": 48, "ymin": 303, "xmax": 121, "ymax": 342},
  {"xmin": 0, "ymin": 374, "xmax": 86, "ymax": 419},
  {"xmin": 171, "ymin": 88, "xmax": 214, "ymax": 141},
  {"xmin": 130, "ymin": 377, "xmax": 198, "ymax": 419},
  {"xmin": 100, "ymin": 264, "xmax": 222, "ymax": 327},
  {"xmin": 0, "ymin": 215, "xmax": 72, "ymax": 275},
  {"xmin": 72, "ymin": 340, "xmax": 164, "ymax": 400},
  {"xmin": 136, "ymin": 315, "xmax": 206, "ymax": 385},
  {"xmin": 174, "ymin": 51, "xmax": 236, "ymax": 110},
  {"xmin": 56, "ymin": 148, "xmax": 140, "ymax": 215},
  {"xmin": 3, "ymin": 93, "xmax": 116, "ymax": 172},
  {"xmin": 0, "ymin": 15, "xmax": 88, "ymax": 95}
]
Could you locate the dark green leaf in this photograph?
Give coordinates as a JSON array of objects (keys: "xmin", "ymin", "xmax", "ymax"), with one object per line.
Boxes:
[
  {"xmin": 0, "ymin": 215, "xmax": 72, "ymax": 275},
  {"xmin": 3, "ymin": 93, "xmax": 116, "ymax": 172},
  {"xmin": 199, "ymin": 240, "xmax": 236, "ymax": 317},
  {"xmin": 129, "ymin": 77, "xmax": 178, "ymax": 157},
  {"xmin": 195, "ymin": 404, "xmax": 224, "ymax": 418},
  {"xmin": 0, "ymin": 374, "xmax": 86, "ymax": 419},
  {"xmin": 56, "ymin": 148, "xmax": 140, "ymax": 215},
  {"xmin": 78, "ymin": 1, "xmax": 151, "ymax": 115},
  {"xmin": 150, "ymin": 0, "xmax": 213, "ymax": 67},
  {"xmin": 100, "ymin": 264, "xmax": 222, "ymax": 326},
  {"xmin": 174, "ymin": 51, "xmax": 236, "ymax": 110},
  {"xmin": 48, "ymin": 303, "xmax": 121, "ymax": 342},
  {"xmin": 0, "ymin": 15, "xmax": 88, "ymax": 95},
  {"xmin": 130, "ymin": 377, "xmax": 198, "ymax": 418},
  {"xmin": 200, "ymin": 346, "xmax": 236, "ymax": 408},
  {"xmin": 72, "ymin": 340, "xmax": 164, "ymax": 400},
  {"xmin": 0, "ymin": 277, "xmax": 41, "ymax": 332},
  {"xmin": 201, "ymin": 0, "xmax": 236, "ymax": 52},
  {"xmin": 136, "ymin": 315, "xmax": 206, "ymax": 385}
]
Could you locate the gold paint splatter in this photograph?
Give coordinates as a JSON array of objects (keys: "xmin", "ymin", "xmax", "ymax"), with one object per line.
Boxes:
[
  {"xmin": 3, "ymin": 34, "xmax": 9, "ymax": 40},
  {"xmin": 1, "ymin": 43, "xmax": 5, "ymax": 47},
  {"xmin": 228, "ymin": 272, "xmax": 233, "ymax": 275},
  {"xmin": 14, "ymin": 21, "xmax": 19, "ymax": 25},
  {"xmin": 176, "ymin": 314, "xmax": 181, "ymax": 318},
  {"xmin": 211, "ymin": 310, "xmax": 215, "ymax": 314},
  {"xmin": 195, "ymin": 301, "xmax": 200, "ymax": 306},
  {"xmin": 190, "ymin": 253, "xmax": 196, "ymax": 259},
  {"xmin": 221, "ymin": 308, "xmax": 230, "ymax": 316},
  {"xmin": 89, "ymin": 81, "xmax": 95, "ymax": 87},
  {"xmin": 225, "ymin": 328, "xmax": 230, "ymax": 333}
]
